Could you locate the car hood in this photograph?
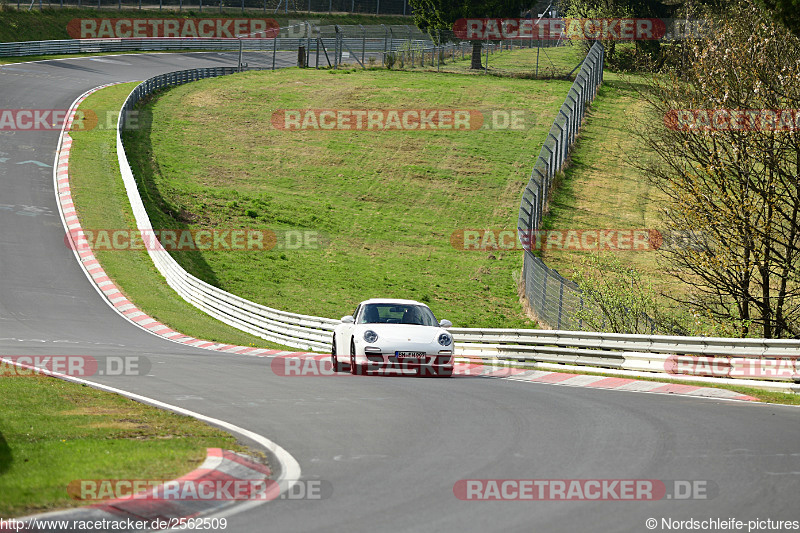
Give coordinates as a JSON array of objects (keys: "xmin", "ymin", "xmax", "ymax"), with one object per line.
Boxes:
[{"xmin": 355, "ymin": 323, "xmax": 448, "ymax": 343}]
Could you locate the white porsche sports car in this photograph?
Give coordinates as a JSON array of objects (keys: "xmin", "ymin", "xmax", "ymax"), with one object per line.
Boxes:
[{"xmin": 331, "ymin": 299, "xmax": 455, "ymax": 377}]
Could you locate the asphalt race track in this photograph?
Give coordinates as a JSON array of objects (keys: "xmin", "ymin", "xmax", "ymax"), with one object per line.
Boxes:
[{"xmin": 1, "ymin": 51, "xmax": 799, "ymax": 533}]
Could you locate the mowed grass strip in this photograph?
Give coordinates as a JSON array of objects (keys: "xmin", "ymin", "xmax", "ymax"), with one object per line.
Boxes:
[
  {"xmin": 69, "ymin": 83, "xmax": 286, "ymax": 349},
  {"xmin": 0, "ymin": 373, "xmax": 249, "ymax": 517},
  {"xmin": 538, "ymin": 71, "xmax": 681, "ymax": 297},
  {"xmin": 125, "ymin": 67, "xmax": 575, "ymax": 327}
]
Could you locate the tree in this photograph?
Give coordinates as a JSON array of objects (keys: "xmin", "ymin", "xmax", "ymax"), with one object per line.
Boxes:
[
  {"xmin": 408, "ymin": 0, "xmax": 528, "ymax": 69},
  {"xmin": 759, "ymin": 0, "xmax": 800, "ymax": 37},
  {"xmin": 571, "ymin": 253, "xmax": 692, "ymax": 335},
  {"xmin": 633, "ymin": 0, "xmax": 800, "ymax": 338},
  {"xmin": 560, "ymin": 0, "xmax": 680, "ymax": 66}
]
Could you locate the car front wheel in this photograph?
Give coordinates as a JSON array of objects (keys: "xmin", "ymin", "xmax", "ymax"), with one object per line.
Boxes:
[
  {"xmin": 331, "ymin": 336, "xmax": 345, "ymax": 373},
  {"xmin": 350, "ymin": 340, "xmax": 364, "ymax": 375}
]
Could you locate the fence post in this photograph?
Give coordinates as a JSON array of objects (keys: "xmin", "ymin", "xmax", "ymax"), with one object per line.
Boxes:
[
  {"xmin": 307, "ymin": 21, "xmax": 312, "ymax": 67},
  {"xmin": 361, "ymin": 24, "xmax": 365, "ymax": 65},
  {"xmin": 272, "ymin": 32, "xmax": 277, "ymax": 70},
  {"xmin": 541, "ymin": 146, "xmax": 554, "ymax": 183}
]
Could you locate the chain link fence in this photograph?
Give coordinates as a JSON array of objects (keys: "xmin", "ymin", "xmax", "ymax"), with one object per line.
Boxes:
[
  {"xmin": 517, "ymin": 41, "xmax": 604, "ymax": 329},
  {"xmin": 309, "ymin": 25, "xmax": 581, "ymax": 78}
]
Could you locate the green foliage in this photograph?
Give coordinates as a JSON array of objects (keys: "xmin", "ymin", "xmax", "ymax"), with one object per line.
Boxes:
[
  {"xmin": 571, "ymin": 253, "xmax": 677, "ymax": 334},
  {"xmin": 634, "ymin": 0, "xmax": 800, "ymax": 338},
  {"xmin": 408, "ymin": 0, "xmax": 528, "ymax": 32},
  {"xmin": 759, "ymin": 0, "xmax": 800, "ymax": 36}
]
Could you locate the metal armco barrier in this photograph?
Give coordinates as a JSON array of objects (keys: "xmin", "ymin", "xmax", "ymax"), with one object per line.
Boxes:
[
  {"xmin": 450, "ymin": 328, "xmax": 800, "ymax": 392},
  {"xmin": 117, "ymin": 67, "xmax": 338, "ymax": 351},
  {"xmin": 113, "ymin": 64, "xmax": 800, "ymax": 390},
  {"xmin": 0, "ymin": 36, "xmax": 430, "ymax": 57}
]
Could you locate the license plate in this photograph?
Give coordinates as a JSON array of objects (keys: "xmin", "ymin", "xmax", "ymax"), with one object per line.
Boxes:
[{"xmin": 395, "ymin": 351, "xmax": 425, "ymax": 358}]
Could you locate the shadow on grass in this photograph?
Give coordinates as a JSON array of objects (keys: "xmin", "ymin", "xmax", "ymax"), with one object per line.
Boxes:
[
  {"xmin": 122, "ymin": 90, "xmax": 223, "ymax": 289},
  {"xmin": 601, "ymin": 77, "xmax": 651, "ymax": 96},
  {"xmin": 0, "ymin": 432, "xmax": 11, "ymax": 475}
]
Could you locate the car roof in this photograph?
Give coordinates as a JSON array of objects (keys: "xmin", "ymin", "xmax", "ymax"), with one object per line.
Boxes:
[{"xmin": 360, "ymin": 298, "xmax": 428, "ymax": 306}]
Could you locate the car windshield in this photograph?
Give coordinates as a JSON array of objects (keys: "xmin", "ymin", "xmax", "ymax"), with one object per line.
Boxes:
[{"xmin": 357, "ymin": 303, "xmax": 438, "ymax": 326}]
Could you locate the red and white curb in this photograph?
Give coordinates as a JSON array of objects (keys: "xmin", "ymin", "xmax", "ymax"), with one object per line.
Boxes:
[
  {"xmin": 9, "ymin": 449, "xmax": 269, "ymax": 532},
  {"xmin": 465, "ymin": 362, "xmax": 759, "ymax": 401},
  {"xmin": 54, "ymin": 84, "xmax": 758, "ymax": 404},
  {"xmin": 55, "ymin": 84, "xmax": 318, "ymax": 361}
]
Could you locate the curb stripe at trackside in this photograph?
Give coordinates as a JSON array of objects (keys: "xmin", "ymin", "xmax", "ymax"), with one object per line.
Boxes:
[
  {"xmin": 0, "ymin": 356, "xmax": 301, "ymax": 532},
  {"xmin": 53, "ymin": 83, "xmax": 758, "ymax": 404}
]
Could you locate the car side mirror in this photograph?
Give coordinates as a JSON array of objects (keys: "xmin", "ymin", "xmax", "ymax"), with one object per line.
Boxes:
[
  {"xmin": 340, "ymin": 316, "xmax": 355, "ymax": 324},
  {"xmin": 439, "ymin": 319, "xmax": 452, "ymax": 328}
]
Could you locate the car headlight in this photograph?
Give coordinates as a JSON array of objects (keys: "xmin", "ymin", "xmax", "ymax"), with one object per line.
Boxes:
[
  {"xmin": 364, "ymin": 330, "xmax": 379, "ymax": 344},
  {"xmin": 438, "ymin": 333, "xmax": 452, "ymax": 346}
]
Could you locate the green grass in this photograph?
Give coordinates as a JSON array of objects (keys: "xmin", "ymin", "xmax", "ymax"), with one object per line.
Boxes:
[
  {"xmin": 123, "ymin": 67, "xmax": 579, "ymax": 327},
  {"xmin": 0, "ymin": 374, "xmax": 251, "ymax": 517},
  {"xmin": 0, "ymin": 7, "xmax": 413, "ymax": 43},
  {"xmin": 69, "ymin": 82, "xmax": 288, "ymax": 349},
  {"xmin": 537, "ymin": 70, "xmax": 686, "ymax": 303}
]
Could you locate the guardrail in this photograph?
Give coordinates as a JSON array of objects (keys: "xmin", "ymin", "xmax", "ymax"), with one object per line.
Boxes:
[
  {"xmin": 112, "ymin": 64, "xmax": 800, "ymax": 391},
  {"xmin": 450, "ymin": 328, "xmax": 800, "ymax": 391},
  {"xmin": 116, "ymin": 67, "xmax": 338, "ymax": 351},
  {"xmin": 0, "ymin": 36, "xmax": 431, "ymax": 57}
]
